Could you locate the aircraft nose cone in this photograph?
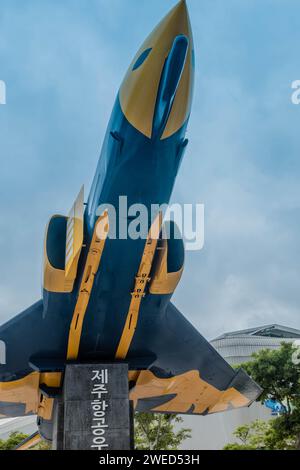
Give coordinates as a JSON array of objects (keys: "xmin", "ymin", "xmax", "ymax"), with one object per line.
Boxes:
[{"xmin": 119, "ymin": 0, "xmax": 194, "ymax": 140}]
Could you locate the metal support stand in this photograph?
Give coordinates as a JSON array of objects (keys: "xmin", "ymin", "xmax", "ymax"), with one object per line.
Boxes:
[{"xmin": 52, "ymin": 363, "xmax": 133, "ymax": 450}]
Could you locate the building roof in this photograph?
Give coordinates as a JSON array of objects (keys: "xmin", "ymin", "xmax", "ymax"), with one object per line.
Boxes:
[{"xmin": 214, "ymin": 324, "xmax": 300, "ymax": 341}]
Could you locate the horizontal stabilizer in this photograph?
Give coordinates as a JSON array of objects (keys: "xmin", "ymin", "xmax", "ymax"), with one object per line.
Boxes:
[{"xmin": 129, "ymin": 303, "xmax": 262, "ymax": 415}]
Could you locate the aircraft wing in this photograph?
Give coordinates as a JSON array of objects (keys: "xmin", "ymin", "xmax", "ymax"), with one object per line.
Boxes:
[
  {"xmin": 0, "ymin": 300, "xmax": 262, "ymax": 419},
  {"xmin": 0, "ymin": 300, "xmax": 65, "ymax": 419},
  {"xmin": 129, "ymin": 302, "xmax": 262, "ymax": 415}
]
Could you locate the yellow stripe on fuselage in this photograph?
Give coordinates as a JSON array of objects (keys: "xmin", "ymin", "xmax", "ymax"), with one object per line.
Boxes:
[
  {"xmin": 115, "ymin": 214, "xmax": 163, "ymax": 360},
  {"xmin": 67, "ymin": 211, "xmax": 109, "ymax": 361}
]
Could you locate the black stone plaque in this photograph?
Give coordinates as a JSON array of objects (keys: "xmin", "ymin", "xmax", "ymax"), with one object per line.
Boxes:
[{"xmin": 52, "ymin": 363, "xmax": 132, "ymax": 450}]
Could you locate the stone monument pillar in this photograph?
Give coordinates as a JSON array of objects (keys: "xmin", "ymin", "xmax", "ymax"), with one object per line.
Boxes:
[{"xmin": 52, "ymin": 363, "xmax": 132, "ymax": 450}]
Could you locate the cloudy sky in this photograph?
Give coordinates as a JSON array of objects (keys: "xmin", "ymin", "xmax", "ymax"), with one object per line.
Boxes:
[{"xmin": 0, "ymin": 0, "xmax": 300, "ymax": 343}]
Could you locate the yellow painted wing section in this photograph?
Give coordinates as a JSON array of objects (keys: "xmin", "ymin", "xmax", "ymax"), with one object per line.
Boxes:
[
  {"xmin": 0, "ymin": 373, "xmax": 40, "ymax": 415},
  {"xmin": 0, "ymin": 372, "xmax": 62, "ymax": 420},
  {"xmin": 129, "ymin": 370, "xmax": 250, "ymax": 415}
]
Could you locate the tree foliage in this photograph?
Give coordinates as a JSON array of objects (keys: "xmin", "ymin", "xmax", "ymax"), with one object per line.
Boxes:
[
  {"xmin": 0, "ymin": 432, "xmax": 29, "ymax": 450},
  {"xmin": 134, "ymin": 413, "xmax": 191, "ymax": 450},
  {"xmin": 233, "ymin": 420, "xmax": 270, "ymax": 449},
  {"xmin": 224, "ymin": 421, "xmax": 275, "ymax": 450},
  {"xmin": 243, "ymin": 342, "xmax": 300, "ymax": 414},
  {"xmin": 225, "ymin": 342, "xmax": 300, "ymax": 450}
]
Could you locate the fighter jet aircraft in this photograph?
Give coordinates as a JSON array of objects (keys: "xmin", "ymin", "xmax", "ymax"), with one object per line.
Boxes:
[{"xmin": 0, "ymin": 0, "xmax": 261, "ymax": 443}]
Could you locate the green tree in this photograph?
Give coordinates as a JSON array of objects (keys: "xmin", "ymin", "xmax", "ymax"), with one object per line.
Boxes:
[
  {"xmin": 224, "ymin": 421, "xmax": 271, "ymax": 450},
  {"xmin": 0, "ymin": 432, "xmax": 29, "ymax": 450},
  {"xmin": 0, "ymin": 432, "xmax": 52, "ymax": 451},
  {"xmin": 243, "ymin": 342, "xmax": 300, "ymax": 449},
  {"xmin": 225, "ymin": 342, "xmax": 300, "ymax": 450},
  {"xmin": 134, "ymin": 413, "xmax": 191, "ymax": 450},
  {"xmin": 243, "ymin": 342, "xmax": 300, "ymax": 415}
]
